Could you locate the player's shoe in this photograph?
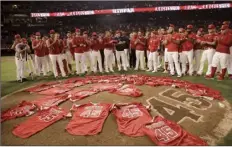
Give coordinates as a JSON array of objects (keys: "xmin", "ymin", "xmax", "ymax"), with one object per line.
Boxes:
[
  {"xmin": 163, "ymin": 70, "xmax": 168, "ymax": 73},
  {"xmin": 205, "ymin": 75, "xmax": 214, "ymax": 80}
]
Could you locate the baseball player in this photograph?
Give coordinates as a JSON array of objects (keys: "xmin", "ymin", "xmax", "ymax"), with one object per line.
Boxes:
[
  {"xmin": 42, "ymin": 36, "xmax": 51, "ymax": 74},
  {"xmin": 63, "ymin": 31, "xmax": 74, "ymax": 73},
  {"xmin": 82, "ymin": 31, "xmax": 93, "ymax": 73},
  {"xmin": 103, "ymin": 31, "xmax": 115, "ymax": 73},
  {"xmin": 193, "ymin": 28, "xmax": 205, "ymax": 74},
  {"xmin": 91, "ymin": 32, "xmax": 103, "ymax": 73},
  {"xmin": 32, "ymin": 32, "xmax": 47, "ymax": 76},
  {"xmin": 223, "ymin": 21, "xmax": 232, "ymax": 79},
  {"xmin": 72, "ymin": 28, "xmax": 86, "ymax": 75},
  {"xmin": 206, "ymin": 25, "xmax": 232, "ymax": 81},
  {"xmin": 15, "ymin": 38, "xmax": 31, "ymax": 82},
  {"xmin": 121, "ymin": 31, "xmax": 130, "ymax": 68},
  {"xmin": 134, "ymin": 31, "xmax": 146, "ymax": 71},
  {"xmin": 129, "ymin": 32, "xmax": 137, "ymax": 69},
  {"xmin": 46, "ymin": 30, "xmax": 67, "ymax": 78},
  {"xmin": 146, "ymin": 30, "xmax": 161, "ymax": 72},
  {"xmin": 181, "ymin": 25, "xmax": 196, "ymax": 76},
  {"xmin": 163, "ymin": 24, "xmax": 182, "ymax": 77},
  {"xmin": 114, "ymin": 30, "xmax": 128, "ymax": 71},
  {"xmin": 197, "ymin": 24, "xmax": 217, "ymax": 76}
]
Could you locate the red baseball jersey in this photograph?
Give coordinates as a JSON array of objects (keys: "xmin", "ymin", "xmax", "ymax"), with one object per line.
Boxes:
[
  {"xmin": 32, "ymin": 94, "xmax": 69, "ymax": 110},
  {"xmin": 1, "ymin": 101, "xmax": 36, "ymax": 123},
  {"xmin": 37, "ymin": 87, "xmax": 71, "ymax": 96},
  {"xmin": 24, "ymin": 81, "xmax": 60, "ymax": 93},
  {"xmin": 216, "ymin": 33, "xmax": 232, "ymax": 54},
  {"xmin": 91, "ymin": 39, "xmax": 102, "ymax": 51},
  {"xmin": 109, "ymin": 84, "xmax": 143, "ymax": 97},
  {"xmin": 32, "ymin": 40, "xmax": 45, "ymax": 57},
  {"xmin": 203, "ymin": 33, "xmax": 217, "ymax": 49},
  {"xmin": 148, "ymin": 36, "xmax": 161, "ymax": 52},
  {"xmin": 67, "ymin": 89, "xmax": 99, "ymax": 102},
  {"xmin": 103, "ymin": 37, "xmax": 114, "ymax": 49},
  {"xmin": 181, "ymin": 33, "xmax": 196, "ymax": 51},
  {"xmin": 12, "ymin": 106, "xmax": 68, "ymax": 138},
  {"xmin": 83, "ymin": 38, "xmax": 91, "ymax": 52},
  {"xmin": 194, "ymin": 35, "xmax": 205, "ymax": 50},
  {"xmin": 42, "ymin": 41, "xmax": 49, "ymax": 55},
  {"xmin": 135, "ymin": 37, "xmax": 146, "ymax": 51},
  {"xmin": 142, "ymin": 116, "xmax": 208, "ymax": 146},
  {"xmin": 90, "ymin": 83, "xmax": 123, "ymax": 92},
  {"xmin": 66, "ymin": 103, "xmax": 112, "ymax": 135},
  {"xmin": 72, "ymin": 36, "xmax": 86, "ymax": 53},
  {"xmin": 112, "ymin": 102, "xmax": 152, "ymax": 137},
  {"xmin": 166, "ymin": 33, "xmax": 181, "ymax": 52},
  {"xmin": 47, "ymin": 39, "xmax": 61, "ymax": 55}
]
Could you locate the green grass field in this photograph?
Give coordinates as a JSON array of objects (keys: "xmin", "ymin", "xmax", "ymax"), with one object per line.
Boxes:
[{"xmin": 1, "ymin": 56, "xmax": 232, "ymax": 145}]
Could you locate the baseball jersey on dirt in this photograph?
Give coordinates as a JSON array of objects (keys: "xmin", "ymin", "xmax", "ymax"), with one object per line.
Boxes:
[
  {"xmin": 109, "ymin": 84, "xmax": 143, "ymax": 97},
  {"xmin": 12, "ymin": 106, "xmax": 68, "ymax": 138},
  {"xmin": 112, "ymin": 102, "xmax": 152, "ymax": 137},
  {"xmin": 67, "ymin": 89, "xmax": 99, "ymax": 102},
  {"xmin": 142, "ymin": 116, "xmax": 208, "ymax": 146},
  {"xmin": 32, "ymin": 94, "xmax": 69, "ymax": 110},
  {"xmin": 66, "ymin": 103, "xmax": 112, "ymax": 135},
  {"xmin": 37, "ymin": 86, "xmax": 71, "ymax": 96},
  {"xmin": 1, "ymin": 101, "xmax": 36, "ymax": 123},
  {"xmin": 90, "ymin": 83, "xmax": 123, "ymax": 92}
]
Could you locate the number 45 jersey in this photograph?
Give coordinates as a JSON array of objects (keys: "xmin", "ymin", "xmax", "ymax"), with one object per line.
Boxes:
[
  {"xmin": 112, "ymin": 102, "xmax": 152, "ymax": 137},
  {"xmin": 66, "ymin": 103, "xmax": 112, "ymax": 136},
  {"xmin": 12, "ymin": 106, "xmax": 68, "ymax": 138},
  {"xmin": 142, "ymin": 116, "xmax": 208, "ymax": 146}
]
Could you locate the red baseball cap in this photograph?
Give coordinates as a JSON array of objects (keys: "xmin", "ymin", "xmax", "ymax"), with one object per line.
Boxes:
[
  {"xmin": 169, "ymin": 24, "xmax": 175, "ymax": 28},
  {"xmin": 14, "ymin": 34, "xmax": 21, "ymax": 39},
  {"xmin": 223, "ymin": 21, "xmax": 230, "ymax": 25},
  {"xmin": 92, "ymin": 32, "xmax": 97, "ymax": 36},
  {"xmin": 116, "ymin": 30, "xmax": 121, "ymax": 34},
  {"xmin": 208, "ymin": 24, "xmax": 215, "ymax": 29},
  {"xmin": 22, "ymin": 38, "xmax": 27, "ymax": 43},
  {"xmin": 75, "ymin": 28, "xmax": 80, "ymax": 33},
  {"xmin": 35, "ymin": 32, "xmax": 41, "ymax": 36},
  {"xmin": 198, "ymin": 28, "xmax": 204, "ymax": 32},
  {"xmin": 49, "ymin": 30, "xmax": 55, "ymax": 34},
  {"xmin": 179, "ymin": 28, "xmax": 185, "ymax": 32},
  {"xmin": 187, "ymin": 25, "xmax": 193, "ymax": 29},
  {"xmin": 83, "ymin": 31, "xmax": 88, "ymax": 34},
  {"xmin": 221, "ymin": 25, "xmax": 229, "ymax": 30}
]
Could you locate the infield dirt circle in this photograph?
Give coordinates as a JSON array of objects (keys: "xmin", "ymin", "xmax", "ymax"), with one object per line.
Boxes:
[{"xmin": 1, "ymin": 78, "xmax": 232, "ymax": 145}]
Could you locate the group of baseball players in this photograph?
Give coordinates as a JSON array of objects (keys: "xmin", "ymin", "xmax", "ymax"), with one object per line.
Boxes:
[{"xmin": 11, "ymin": 21, "xmax": 232, "ymax": 83}]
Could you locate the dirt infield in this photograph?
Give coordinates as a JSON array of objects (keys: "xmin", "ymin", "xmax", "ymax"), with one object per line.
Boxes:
[{"xmin": 1, "ymin": 83, "xmax": 232, "ymax": 145}]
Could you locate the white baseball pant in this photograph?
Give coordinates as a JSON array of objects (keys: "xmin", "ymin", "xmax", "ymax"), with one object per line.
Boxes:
[
  {"xmin": 164, "ymin": 48, "xmax": 169, "ymax": 70},
  {"xmin": 193, "ymin": 49, "xmax": 202, "ymax": 72},
  {"xmin": 124, "ymin": 49, "xmax": 130, "ymax": 67},
  {"xmin": 65, "ymin": 50, "xmax": 73, "ymax": 64},
  {"xmin": 104, "ymin": 49, "xmax": 114, "ymax": 72},
  {"xmin": 157, "ymin": 54, "xmax": 163, "ymax": 68},
  {"xmin": 212, "ymin": 52, "xmax": 229, "ymax": 69},
  {"xmin": 198, "ymin": 48, "xmax": 215, "ymax": 75},
  {"xmin": 25, "ymin": 54, "xmax": 36, "ymax": 74},
  {"xmin": 147, "ymin": 50, "xmax": 150, "ymax": 69},
  {"xmin": 116, "ymin": 50, "xmax": 127, "ymax": 71},
  {"xmin": 135, "ymin": 50, "xmax": 145, "ymax": 70},
  {"xmin": 148, "ymin": 51, "xmax": 158, "ymax": 71},
  {"xmin": 91, "ymin": 50, "xmax": 103, "ymax": 73},
  {"xmin": 44, "ymin": 55, "xmax": 51, "ymax": 73},
  {"xmin": 168, "ymin": 52, "xmax": 182, "ymax": 76},
  {"xmin": 15, "ymin": 57, "xmax": 26, "ymax": 81},
  {"xmin": 35, "ymin": 55, "xmax": 47, "ymax": 76},
  {"xmin": 182, "ymin": 50, "xmax": 194, "ymax": 75},
  {"xmin": 74, "ymin": 53, "xmax": 84, "ymax": 75},
  {"xmin": 227, "ymin": 47, "xmax": 232, "ymax": 75},
  {"xmin": 49, "ymin": 54, "xmax": 66, "ymax": 77},
  {"xmin": 83, "ymin": 51, "xmax": 93, "ymax": 72}
]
